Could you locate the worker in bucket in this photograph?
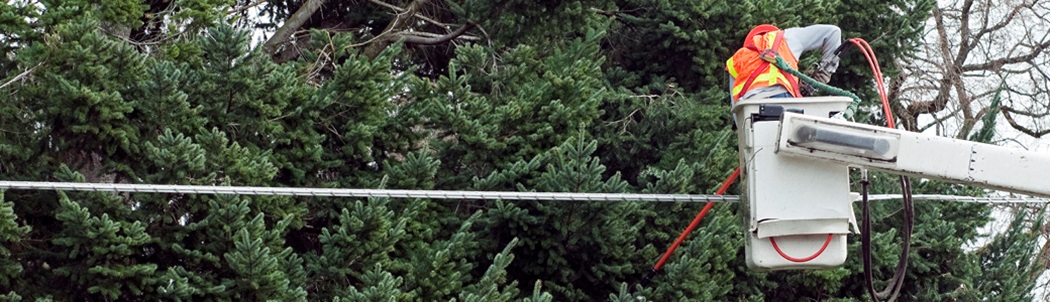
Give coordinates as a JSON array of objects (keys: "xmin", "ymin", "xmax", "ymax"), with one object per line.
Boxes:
[{"xmin": 726, "ymin": 24, "xmax": 842, "ymax": 102}]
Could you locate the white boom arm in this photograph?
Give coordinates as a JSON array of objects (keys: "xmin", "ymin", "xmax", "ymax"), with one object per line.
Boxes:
[
  {"xmin": 775, "ymin": 112, "xmax": 1050, "ymax": 198},
  {"xmin": 731, "ymin": 97, "xmax": 1049, "ymax": 270}
]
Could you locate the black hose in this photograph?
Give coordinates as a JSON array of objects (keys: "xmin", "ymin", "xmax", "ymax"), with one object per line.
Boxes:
[
  {"xmin": 862, "ymin": 173, "xmax": 914, "ymax": 302},
  {"xmin": 861, "ymin": 174, "xmax": 879, "ymax": 301},
  {"xmin": 877, "ymin": 176, "xmax": 913, "ymax": 301}
]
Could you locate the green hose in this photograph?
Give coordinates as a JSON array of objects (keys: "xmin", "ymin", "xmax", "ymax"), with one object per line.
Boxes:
[{"xmin": 772, "ymin": 56, "xmax": 861, "ymax": 120}]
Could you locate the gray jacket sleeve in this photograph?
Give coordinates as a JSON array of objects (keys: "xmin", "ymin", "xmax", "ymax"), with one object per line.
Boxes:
[{"xmin": 783, "ymin": 25, "xmax": 842, "ymax": 75}]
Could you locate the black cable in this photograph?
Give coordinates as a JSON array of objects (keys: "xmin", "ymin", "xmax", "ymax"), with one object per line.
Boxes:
[
  {"xmin": 861, "ymin": 172, "xmax": 879, "ymax": 301},
  {"xmin": 641, "ymin": 269, "xmax": 656, "ymax": 287},
  {"xmin": 834, "ymin": 42, "xmax": 852, "ymax": 57},
  {"xmin": 862, "ymin": 173, "xmax": 914, "ymax": 302},
  {"xmin": 877, "ymin": 176, "xmax": 913, "ymax": 301}
]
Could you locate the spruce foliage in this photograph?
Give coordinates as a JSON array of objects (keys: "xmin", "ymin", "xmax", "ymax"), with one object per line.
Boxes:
[{"xmin": 0, "ymin": 0, "xmax": 1041, "ymax": 300}]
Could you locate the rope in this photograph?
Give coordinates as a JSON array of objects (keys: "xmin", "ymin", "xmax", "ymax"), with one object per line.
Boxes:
[{"xmin": 772, "ymin": 56, "xmax": 863, "ymax": 120}]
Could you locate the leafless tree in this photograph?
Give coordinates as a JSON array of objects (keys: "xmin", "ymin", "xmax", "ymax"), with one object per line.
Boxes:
[
  {"xmin": 892, "ymin": 0, "xmax": 1050, "ymax": 143},
  {"xmin": 259, "ymin": 0, "xmax": 479, "ymax": 62},
  {"xmin": 890, "ymin": 0, "xmax": 1050, "ymax": 299}
]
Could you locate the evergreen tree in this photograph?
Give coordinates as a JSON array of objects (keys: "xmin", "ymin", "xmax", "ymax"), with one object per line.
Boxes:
[
  {"xmin": 474, "ymin": 136, "xmax": 692, "ymax": 300},
  {"xmin": 0, "ymin": 192, "xmax": 30, "ymax": 299},
  {"xmin": 0, "ymin": 0, "xmax": 1042, "ymax": 300},
  {"xmin": 420, "ymin": 30, "xmax": 608, "ymax": 187},
  {"xmin": 967, "ymin": 208, "xmax": 1043, "ymax": 301},
  {"xmin": 49, "ymin": 167, "xmax": 158, "ymax": 300}
]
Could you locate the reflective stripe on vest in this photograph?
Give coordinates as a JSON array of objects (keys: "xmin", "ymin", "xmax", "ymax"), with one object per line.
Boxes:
[{"xmin": 732, "ymin": 65, "xmax": 794, "ymax": 97}]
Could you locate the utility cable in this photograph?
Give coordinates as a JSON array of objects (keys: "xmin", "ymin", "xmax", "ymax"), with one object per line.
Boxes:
[
  {"xmin": 877, "ymin": 176, "xmax": 912, "ymax": 301},
  {"xmin": 868, "ymin": 194, "xmax": 1050, "ymax": 204},
  {"xmin": 0, "ymin": 181, "xmax": 739, "ymax": 203},
  {"xmin": 2, "ymin": 181, "xmax": 1046, "ymax": 204},
  {"xmin": 849, "ymin": 38, "xmax": 894, "ymax": 128},
  {"xmin": 862, "ymin": 174, "xmax": 914, "ymax": 302},
  {"xmin": 861, "ymin": 169, "xmax": 878, "ymax": 301}
]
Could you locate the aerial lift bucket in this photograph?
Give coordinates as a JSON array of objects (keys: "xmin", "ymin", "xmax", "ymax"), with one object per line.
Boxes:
[{"xmin": 732, "ymin": 97, "xmax": 858, "ymax": 270}]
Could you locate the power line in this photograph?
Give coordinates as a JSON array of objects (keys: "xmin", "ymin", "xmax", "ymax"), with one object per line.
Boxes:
[
  {"xmin": 0, "ymin": 181, "xmax": 738, "ymax": 203},
  {"xmin": 2, "ymin": 181, "xmax": 1048, "ymax": 204},
  {"xmin": 867, "ymin": 194, "xmax": 1050, "ymax": 204}
]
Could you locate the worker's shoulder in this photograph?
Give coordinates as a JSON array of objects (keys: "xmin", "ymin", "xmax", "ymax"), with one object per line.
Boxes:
[
  {"xmin": 784, "ymin": 24, "xmax": 841, "ymax": 33},
  {"xmin": 782, "ymin": 24, "xmax": 842, "ymax": 44}
]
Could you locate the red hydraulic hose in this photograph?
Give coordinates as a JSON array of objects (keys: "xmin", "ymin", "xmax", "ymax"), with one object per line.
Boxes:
[
  {"xmin": 848, "ymin": 37, "xmax": 911, "ymax": 302},
  {"xmin": 849, "ymin": 38, "xmax": 895, "ymax": 128},
  {"xmin": 651, "ymin": 167, "xmax": 740, "ymax": 272},
  {"xmin": 769, "ymin": 234, "xmax": 834, "ymax": 262}
]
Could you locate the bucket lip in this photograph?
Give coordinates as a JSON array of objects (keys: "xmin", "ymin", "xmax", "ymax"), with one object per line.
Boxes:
[
  {"xmin": 753, "ymin": 218, "xmax": 851, "ymax": 238},
  {"xmin": 731, "ymin": 96, "xmax": 853, "ymax": 116}
]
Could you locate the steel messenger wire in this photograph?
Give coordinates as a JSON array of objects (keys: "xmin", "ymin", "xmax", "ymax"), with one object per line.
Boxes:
[
  {"xmin": 0, "ymin": 181, "xmax": 1048, "ymax": 204},
  {"xmin": 0, "ymin": 181, "xmax": 737, "ymax": 203}
]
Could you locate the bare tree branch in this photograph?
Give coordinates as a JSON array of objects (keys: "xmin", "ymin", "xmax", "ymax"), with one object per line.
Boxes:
[
  {"xmin": 368, "ymin": 0, "xmax": 403, "ymax": 12},
  {"xmin": 897, "ymin": 0, "xmax": 1050, "ymax": 139},
  {"xmin": 904, "ymin": 6, "xmax": 959, "ymax": 124},
  {"xmin": 0, "ymin": 62, "xmax": 41, "ymax": 91},
  {"xmin": 367, "ymin": 0, "xmax": 453, "ymax": 28},
  {"xmin": 400, "ymin": 32, "xmax": 480, "ymax": 41},
  {"xmin": 962, "ymin": 39, "xmax": 1050, "ymax": 71},
  {"xmin": 331, "ymin": 0, "xmax": 480, "ymax": 55},
  {"xmin": 919, "ymin": 106, "xmax": 964, "ymax": 133},
  {"xmin": 973, "ymin": 1, "xmax": 1028, "ymax": 41},
  {"xmin": 1001, "ymin": 106, "xmax": 1050, "ymax": 137},
  {"xmin": 228, "ymin": 0, "xmax": 270, "ymax": 15},
  {"xmin": 958, "ymin": 0, "xmax": 975, "ymax": 57},
  {"xmin": 362, "ymin": 0, "xmax": 430, "ymax": 59},
  {"xmin": 262, "ymin": 0, "xmax": 326, "ymax": 57},
  {"xmin": 399, "ymin": 22, "xmax": 475, "ymax": 45}
]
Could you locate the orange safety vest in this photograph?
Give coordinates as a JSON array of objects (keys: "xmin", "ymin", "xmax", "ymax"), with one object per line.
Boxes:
[{"xmin": 725, "ymin": 25, "xmax": 802, "ymax": 102}]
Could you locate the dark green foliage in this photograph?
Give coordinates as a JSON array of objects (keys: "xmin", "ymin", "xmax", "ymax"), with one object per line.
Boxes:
[
  {"xmin": 0, "ymin": 192, "xmax": 30, "ymax": 299},
  {"xmin": 458, "ymin": 238, "xmax": 521, "ymax": 302},
  {"xmin": 48, "ymin": 168, "xmax": 157, "ymax": 300},
  {"xmin": 221, "ymin": 214, "xmax": 307, "ymax": 301},
  {"xmin": 969, "ymin": 81, "xmax": 1004, "ymax": 144},
  {"xmin": 17, "ymin": 12, "xmax": 146, "ymax": 181},
  {"xmin": 477, "ymin": 137, "xmax": 642, "ymax": 300},
  {"xmin": 0, "ymin": 0, "xmax": 1039, "ymax": 301},
  {"xmin": 306, "ymin": 198, "xmax": 411, "ymax": 299},
  {"xmin": 635, "ymin": 206, "xmax": 741, "ymax": 300},
  {"xmin": 419, "ymin": 29, "xmax": 608, "ymax": 187},
  {"xmin": 966, "ymin": 208, "xmax": 1043, "ymax": 301}
]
